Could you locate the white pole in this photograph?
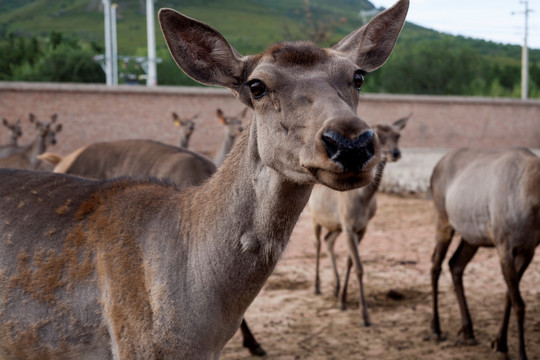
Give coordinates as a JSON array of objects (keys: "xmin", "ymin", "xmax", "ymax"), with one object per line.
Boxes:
[
  {"xmin": 521, "ymin": 0, "xmax": 529, "ymax": 100},
  {"xmin": 111, "ymin": 4, "xmax": 118, "ymax": 85},
  {"xmin": 146, "ymin": 0, "xmax": 157, "ymax": 86},
  {"xmin": 102, "ymin": 0, "xmax": 112, "ymax": 86}
]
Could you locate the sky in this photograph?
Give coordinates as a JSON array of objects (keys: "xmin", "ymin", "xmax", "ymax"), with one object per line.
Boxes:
[{"xmin": 369, "ymin": 0, "xmax": 540, "ymax": 49}]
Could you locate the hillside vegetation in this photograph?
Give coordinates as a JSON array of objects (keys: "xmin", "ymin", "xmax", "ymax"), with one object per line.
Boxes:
[{"xmin": 0, "ymin": 0, "xmax": 539, "ymax": 97}]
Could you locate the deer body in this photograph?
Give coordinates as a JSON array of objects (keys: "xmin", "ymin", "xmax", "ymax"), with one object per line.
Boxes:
[
  {"xmin": 430, "ymin": 147, "xmax": 540, "ymax": 360},
  {"xmin": 0, "ymin": 1, "xmax": 408, "ymax": 358},
  {"xmin": 52, "ymin": 139, "xmax": 216, "ymax": 188},
  {"xmin": 310, "ymin": 116, "xmax": 409, "ymax": 326}
]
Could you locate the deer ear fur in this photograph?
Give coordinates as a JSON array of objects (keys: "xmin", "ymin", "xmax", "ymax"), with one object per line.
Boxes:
[
  {"xmin": 333, "ymin": 0, "xmax": 408, "ymax": 72},
  {"xmin": 159, "ymin": 8, "xmax": 246, "ymax": 89}
]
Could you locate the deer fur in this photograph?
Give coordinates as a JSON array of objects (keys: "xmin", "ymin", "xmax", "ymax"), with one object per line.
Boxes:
[
  {"xmin": 0, "ymin": 113, "xmax": 62, "ymax": 170},
  {"xmin": 172, "ymin": 112, "xmax": 197, "ymax": 148},
  {"xmin": 429, "ymin": 147, "xmax": 540, "ymax": 360},
  {"xmin": 0, "ymin": 118, "xmax": 23, "ymax": 158},
  {"xmin": 309, "ymin": 114, "xmax": 410, "ymax": 326},
  {"xmin": 50, "ymin": 139, "xmax": 216, "ymax": 188},
  {"xmin": 0, "ymin": 1, "xmax": 408, "ymax": 359}
]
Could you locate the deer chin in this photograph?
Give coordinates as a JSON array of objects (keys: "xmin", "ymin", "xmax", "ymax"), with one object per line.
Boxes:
[{"xmin": 307, "ymin": 167, "xmax": 377, "ymax": 191}]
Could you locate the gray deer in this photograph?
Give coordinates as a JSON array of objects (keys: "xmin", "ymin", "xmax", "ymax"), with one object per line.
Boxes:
[
  {"xmin": 429, "ymin": 147, "xmax": 540, "ymax": 360},
  {"xmin": 0, "ymin": 113, "xmax": 62, "ymax": 170},
  {"xmin": 172, "ymin": 112, "xmax": 197, "ymax": 148},
  {"xmin": 0, "ymin": 1, "xmax": 408, "ymax": 358},
  {"xmin": 309, "ymin": 114, "xmax": 410, "ymax": 326},
  {"xmin": 0, "ymin": 118, "xmax": 23, "ymax": 158}
]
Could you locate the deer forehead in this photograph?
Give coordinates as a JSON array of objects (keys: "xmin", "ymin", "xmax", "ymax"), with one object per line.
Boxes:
[{"xmin": 251, "ymin": 45, "xmax": 358, "ymax": 87}]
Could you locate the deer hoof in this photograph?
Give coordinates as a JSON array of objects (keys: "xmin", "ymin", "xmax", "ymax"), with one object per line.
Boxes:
[{"xmin": 247, "ymin": 345, "xmax": 267, "ymax": 357}]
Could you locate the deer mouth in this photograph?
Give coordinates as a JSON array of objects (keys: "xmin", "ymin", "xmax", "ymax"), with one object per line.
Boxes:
[{"xmin": 304, "ymin": 158, "xmax": 378, "ymax": 191}]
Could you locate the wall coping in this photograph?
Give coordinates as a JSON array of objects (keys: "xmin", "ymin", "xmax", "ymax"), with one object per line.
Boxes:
[{"xmin": 1, "ymin": 81, "xmax": 540, "ymax": 106}]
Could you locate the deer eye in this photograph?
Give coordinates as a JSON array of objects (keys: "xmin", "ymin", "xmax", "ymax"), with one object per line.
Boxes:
[
  {"xmin": 353, "ymin": 70, "xmax": 365, "ymax": 90},
  {"xmin": 248, "ymin": 80, "xmax": 267, "ymax": 99}
]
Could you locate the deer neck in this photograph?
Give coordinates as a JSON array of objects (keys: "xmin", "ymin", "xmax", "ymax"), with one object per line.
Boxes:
[
  {"xmin": 213, "ymin": 131, "xmax": 236, "ymax": 166},
  {"xmin": 183, "ymin": 119, "xmax": 312, "ymax": 317},
  {"xmin": 28, "ymin": 134, "xmax": 46, "ymax": 168}
]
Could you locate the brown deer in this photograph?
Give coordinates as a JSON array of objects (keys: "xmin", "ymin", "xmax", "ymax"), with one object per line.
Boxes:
[
  {"xmin": 172, "ymin": 112, "xmax": 197, "ymax": 148},
  {"xmin": 0, "ymin": 118, "xmax": 23, "ymax": 158},
  {"xmin": 309, "ymin": 114, "xmax": 410, "ymax": 326},
  {"xmin": 0, "ymin": 1, "xmax": 408, "ymax": 359},
  {"xmin": 0, "ymin": 113, "xmax": 62, "ymax": 170},
  {"xmin": 429, "ymin": 147, "xmax": 540, "ymax": 360}
]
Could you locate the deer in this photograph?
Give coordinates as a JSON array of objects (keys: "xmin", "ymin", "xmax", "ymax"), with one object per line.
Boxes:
[
  {"xmin": 0, "ymin": 1, "xmax": 409, "ymax": 359},
  {"xmin": 0, "ymin": 118, "xmax": 23, "ymax": 158},
  {"xmin": 309, "ymin": 114, "xmax": 410, "ymax": 326},
  {"xmin": 42, "ymin": 140, "xmax": 266, "ymax": 356},
  {"xmin": 429, "ymin": 147, "xmax": 540, "ymax": 360},
  {"xmin": 209, "ymin": 108, "xmax": 246, "ymax": 166},
  {"xmin": 172, "ymin": 112, "xmax": 197, "ymax": 148},
  {"xmin": 0, "ymin": 113, "xmax": 62, "ymax": 170}
]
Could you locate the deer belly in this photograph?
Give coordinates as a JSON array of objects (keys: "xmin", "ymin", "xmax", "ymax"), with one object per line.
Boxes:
[{"xmin": 445, "ymin": 189, "xmax": 494, "ymax": 246}]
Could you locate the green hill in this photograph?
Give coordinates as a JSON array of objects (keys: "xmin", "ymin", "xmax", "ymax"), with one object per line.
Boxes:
[{"xmin": 1, "ymin": 0, "xmax": 539, "ymax": 97}]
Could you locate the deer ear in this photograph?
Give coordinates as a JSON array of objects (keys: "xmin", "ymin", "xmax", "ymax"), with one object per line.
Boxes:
[
  {"xmin": 333, "ymin": 0, "xmax": 408, "ymax": 72},
  {"xmin": 55, "ymin": 124, "xmax": 63, "ymax": 133},
  {"xmin": 159, "ymin": 8, "xmax": 246, "ymax": 89},
  {"xmin": 2, "ymin": 118, "xmax": 7, "ymax": 126},
  {"xmin": 217, "ymin": 109, "xmax": 226, "ymax": 124},
  {"xmin": 172, "ymin": 112, "xmax": 181, "ymax": 127},
  {"xmin": 393, "ymin": 113, "xmax": 411, "ymax": 131}
]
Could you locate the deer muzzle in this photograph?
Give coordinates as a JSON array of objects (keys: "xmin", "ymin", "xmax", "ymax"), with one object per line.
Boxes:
[{"xmin": 321, "ymin": 129, "xmax": 375, "ymax": 172}]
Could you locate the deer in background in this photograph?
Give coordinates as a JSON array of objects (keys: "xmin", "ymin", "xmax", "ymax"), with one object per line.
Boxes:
[
  {"xmin": 209, "ymin": 108, "xmax": 246, "ymax": 166},
  {"xmin": 429, "ymin": 147, "xmax": 540, "ymax": 360},
  {"xmin": 0, "ymin": 118, "xmax": 23, "ymax": 158},
  {"xmin": 0, "ymin": 113, "xmax": 62, "ymax": 170},
  {"xmin": 0, "ymin": 1, "xmax": 408, "ymax": 359},
  {"xmin": 172, "ymin": 112, "xmax": 197, "ymax": 148},
  {"xmin": 309, "ymin": 114, "xmax": 410, "ymax": 326}
]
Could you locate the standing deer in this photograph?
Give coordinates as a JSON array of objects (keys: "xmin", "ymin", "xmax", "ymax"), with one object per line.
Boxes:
[
  {"xmin": 309, "ymin": 114, "xmax": 410, "ymax": 326},
  {"xmin": 0, "ymin": 2, "xmax": 408, "ymax": 359},
  {"xmin": 172, "ymin": 112, "xmax": 197, "ymax": 148},
  {"xmin": 0, "ymin": 118, "xmax": 23, "ymax": 158},
  {"xmin": 429, "ymin": 147, "xmax": 540, "ymax": 360},
  {"xmin": 210, "ymin": 108, "xmax": 246, "ymax": 166},
  {"xmin": 43, "ymin": 139, "xmax": 265, "ymax": 356},
  {"xmin": 0, "ymin": 113, "xmax": 62, "ymax": 170}
]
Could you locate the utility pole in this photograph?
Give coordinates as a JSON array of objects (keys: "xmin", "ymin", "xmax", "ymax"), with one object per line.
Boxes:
[
  {"xmin": 102, "ymin": 0, "xmax": 112, "ymax": 86},
  {"xmin": 146, "ymin": 0, "xmax": 157, "ymax": 86},
  {"xmin": 514, "ymin": 0, "xmax": 533, "ymax": 99},
  {"xmin": 111, "ymin": 3, "xmax": 118, "ymax": 85}
]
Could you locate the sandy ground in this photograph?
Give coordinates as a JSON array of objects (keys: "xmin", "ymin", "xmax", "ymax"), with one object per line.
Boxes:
[{"xmin": 222, "ymin": 193, "xmax": 540, "ymax": 360}]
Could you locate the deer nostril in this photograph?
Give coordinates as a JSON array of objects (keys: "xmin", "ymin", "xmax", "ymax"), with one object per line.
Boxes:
[{"xmin": 321, "ymin": 129, "xmax": 375, "ymax": 172}]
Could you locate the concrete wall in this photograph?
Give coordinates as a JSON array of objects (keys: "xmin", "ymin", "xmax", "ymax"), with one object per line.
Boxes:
[{"xmin": 1, "ymin": 81, "xmax": 539, "ymax": 193}]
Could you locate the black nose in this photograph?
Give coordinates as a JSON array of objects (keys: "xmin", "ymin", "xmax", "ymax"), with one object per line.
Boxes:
[
  {"xmin": 322, "ymin": 129, "xmax": 375, "ymax": 172},
  {"xmin": 391, "ymin": 149, "xmax": 401, "ymax": 160}
]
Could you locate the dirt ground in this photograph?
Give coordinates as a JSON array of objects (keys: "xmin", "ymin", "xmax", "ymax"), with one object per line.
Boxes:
[{"xmin": 222, "ymin": 193, "xmax": 540, "ymax": 360}]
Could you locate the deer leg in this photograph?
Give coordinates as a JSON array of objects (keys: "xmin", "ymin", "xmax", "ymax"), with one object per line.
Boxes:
[
  {"xmin": 430, "ymin": 217, "xmax": 454, "ymax": 340},
  {"xmin": 324, "ymin": 230, "xmax": 341, "ymax": 298},
  {"xmin": 494, "ymin": 250, "xmax": 534, "ymax": 360},
  {"xmin": 340, "ymin": 256, "xmax": 352, "ymax": 311},
  {"xmin": 313, "ymin": 223, "xmax": 322, "ymax": 295},
  {"xmin": 448, "ymin": 238, "xmax": 478, "ymax": 345},
  {"xmin": 342, "ymin": 228, "xmax": 370, "ymax": 326},
  {"xmin": 240, "ymin": 318, "xmax": 266, "ymax": 357}
]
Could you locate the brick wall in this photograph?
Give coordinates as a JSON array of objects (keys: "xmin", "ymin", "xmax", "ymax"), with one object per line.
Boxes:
[{"xmin": 1, "ymin": 82, "xmax": 539, "ymax": 158}]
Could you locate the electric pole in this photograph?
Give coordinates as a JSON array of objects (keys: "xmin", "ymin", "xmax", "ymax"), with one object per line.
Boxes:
[{"xmin": 515, "ymin": 1, "xmax": 533, "ymax": 99}]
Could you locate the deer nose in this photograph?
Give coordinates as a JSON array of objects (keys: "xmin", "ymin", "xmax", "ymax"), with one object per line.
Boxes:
[
  {"xmin": 391, "ymin": 149, "xmax": 401, "ymax": 160},
  {"xmin": 321, "ymin": 129, "xmax": 375, "ymax": 172}
]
